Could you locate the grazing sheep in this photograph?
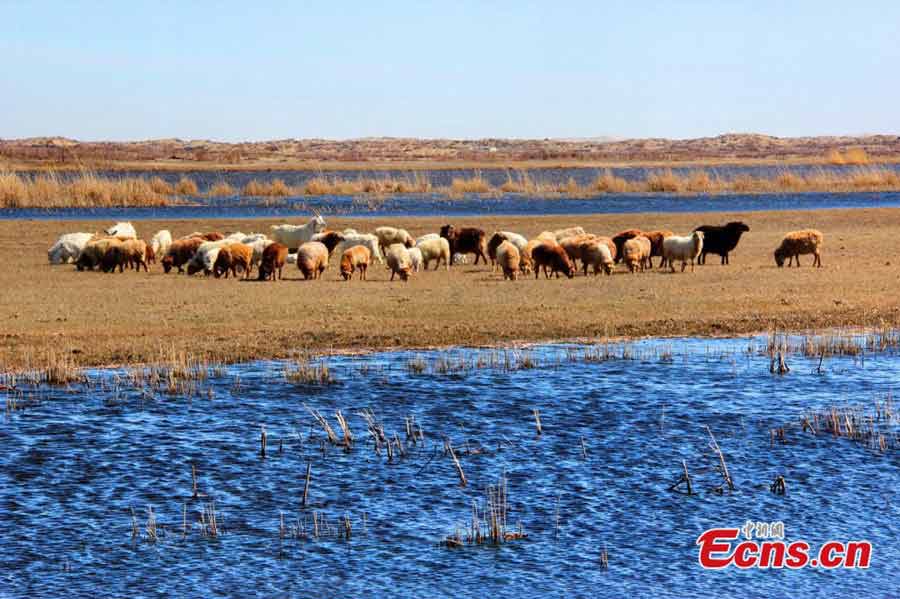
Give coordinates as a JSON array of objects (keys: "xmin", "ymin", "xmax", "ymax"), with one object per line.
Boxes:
[
  {"xmin": 296, "ymin": 241, "xmax": 329, "ymax": 280},
  {"xmin": 593, "ymin": 236, "xmax": 617, "ymax": 263},
  {"xmin": 522, "ymin": 239, "xmax": 548, "ymax": 274},
  {"xmin": 340, "ymin": 245, "xmax": 371, "ymax": 281},
  {"xmin": 161, "ymin": 237, "xmax": 204, "ymax": 274},
  {"xmin": 694, "ymin": 221, "xmax": 750, "ymax": 265},
  {"xmin": 487, "ymin": 231, "xmax": 528, "ymax": 268},
  {"xmin": 76, "ymin": 237, "xmax": 121, "ymax": 271},
  {"xmin": 121, "ymin": 239, "xmax": 149, "ymax": 272},
  {"xmin": 338, "ymin": 232, "xmax": 384, "ymax": 264},
  {"xmin": 581, "ymin": 241, "xmax": 614, "ymax": 276},
  {"xmin": 186, "ymin": 240, "xmax": 229, "ymax": 276},
  {"xmin": 105, "ymin": 222, "xmax": 137, "ymax": 239},
  {"xmin": 496, "ymin": 241, "xmax": 521, "ymax": 280},
  {"xmin": 100, "ymin": 243, "xmax": 128, "ymax": 273},
  {"xmin": 662, "ymin": 231, "xmax": 704, "ymax": 273},
  {"xmin": 374, "ymin": 226, "xmax": 415, "ymax": 253},
  {"xmin": 643, "ymin": 230, "xmax": 674, "ymax": 268},
  {"xmin": 553, "ymin": 226, "xmax": 586, "ymax": 242},
  {"xmin": 408, "ymin": 247, "xmax": 424, "ymax": 272},
  {"xmin": 237, "ymin": 236, "xmax": 273, "ymax": 274},
  {"xmin": 150, "ymin": 230, "xmax": 172, "ymax": 258},
  {"xmin": 386, "ymin": 244, "xmax": 413, "ymax": 281},
  {"xmin": 532, "ymin": 242, "xmax": 575, "ymax": 279},
  {"xmin": 269, "ymin": 215, "xmax": 327, "ymax": 250},
  {"xmin": 213, "ymin": 243, "xmax": 254, "ymax": 279},
  {"xmin": 416, "ymin": 236, "xmax": 451, "ymax": 271},
  {"xmin": 612, "ymin": 229, "xmax": 644, "ymax": 264},
  {"xmin": 560, "ymin": 234, "xmax": 599, "ymax": 268},
  {"xmin": 774, "ymin": 229, "xmax": 824, "ymax": 267},
  {"xmin": 258, "ymin": 243, "xmax": 289, "ymax": 281},
  {"xmin": 623, "ymin": 236, "xmax": 652, "ymax": 273},
  {"xmin": 48, "ymin": 232, "xmax": 94, "ymax": 264},
  {"xmin": 440, "ymin": 225, "xmax": 488, "ymax": 265}
]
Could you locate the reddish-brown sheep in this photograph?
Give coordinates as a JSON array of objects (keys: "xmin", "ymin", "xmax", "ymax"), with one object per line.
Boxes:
[
  {"xmin": 258, "ymin": 242, "xmax": 288, "ymax": 281},
  {"xmin": 532, "ymin": 242, "xmax": 575, "ymax": 279},
  {"xmin": 340, "ymin": 245, "xmax": 371, "ymax": 281},
  {"xmin": 440, "ymin": 225, "xmax": 488, "ymax": 265}
]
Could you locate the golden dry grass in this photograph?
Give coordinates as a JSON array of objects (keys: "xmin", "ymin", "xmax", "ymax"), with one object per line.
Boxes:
[{"xmin": 4, "ymin": 208, "xmax": 900, "ymax": 372}]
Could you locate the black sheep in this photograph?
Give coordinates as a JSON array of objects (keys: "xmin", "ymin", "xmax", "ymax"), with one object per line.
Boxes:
[{"xmin": 694, "ymin": 221, "xmax": 750, "ymax": 265}]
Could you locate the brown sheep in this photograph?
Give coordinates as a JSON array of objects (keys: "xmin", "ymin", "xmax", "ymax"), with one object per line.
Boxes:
[
  {"xmin": 145, "ymin": 243, "xmax": 156, "ymax": 265},
  {"xmin": 775, "ymin": 229, "xmax": 823, "ymax": 267},
  {"xmin": 258, "ymin": 242, "xmax": 288, "ymax": 281},
  {"xmin": 487, "ymin": 232, "xmax": 507, "ymax": 269},
  {"xmin": 440, "ymin": 225, "xmax": 488, "ymax": 265},
  {"xmin": 560, "ymin": 234, "xmax": 598, "ymax": 268},
  {"xmin": 297, "ymin": 241, "xmax": 329, "ymax": 280},
  {"xmin": 643, "ymin": 230, "xmax": 674, "ymax": 268},
  {"xmin": 496, "ymin": 241, "xmax": 520, "ymax": 281},
  {"xmin": 532, "ymin": 242, "xmax": 575, "ymax": 279},
  {"xmin": 100, "ymin": 243, "xmax": 128, "ymax": 273},
  {"xmin": 521, "ymin": 239, "xmax": 544, "ymax": 275},
  {"xmin": 340, "ymin": 245, "xmax": 371, "ymax": 281},
  {"xmin": 612, "ymin": 229, "xmax": 644, "ymax": 264},
  {"xmin": 214, "ymin": 243, "xmax": 254, "ymax": 279},
  {"xmin": 623, "ymin": 236, "xmax": 652, "ymax": 273},
  {"xmin": 122, "ymin": 239, "xmax": 149, "ymax": 272},
  {"xmin": 161, "ymin": 237, "xmax": 204, "ymax": 274}
]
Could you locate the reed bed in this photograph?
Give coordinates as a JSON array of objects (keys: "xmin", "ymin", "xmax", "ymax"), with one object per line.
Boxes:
[
  {"xmin": 765, "ymin": 326, "xmax": 900, "ymax": 358},
  {"xmin": 797, "ymin": 395, "xmax": 899, "ymax": 453},
  {"xmin": 283, "ymin": 355, "xmax": 337, "ymax": 385},
  {"xmin": 6, "ymin": 163, "xmax": 900, "ymax": 206},
  {"xmin": 443, "ymin": 473, "xmax": 526, "ymax": 548},
  {"xmin": 0, "ymin": 170, "xmax": 174, "ymax": 208}
]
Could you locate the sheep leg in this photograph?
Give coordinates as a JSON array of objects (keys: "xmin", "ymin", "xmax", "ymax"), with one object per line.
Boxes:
[{"xmin": 815, "ymin": 252, "xmax": 821, "ymax": 267}]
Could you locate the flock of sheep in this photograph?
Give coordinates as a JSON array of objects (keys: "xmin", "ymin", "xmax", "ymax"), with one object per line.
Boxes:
[{"xmin": 46, "ymin": 216, "xmax": 825, "ymax": 282}]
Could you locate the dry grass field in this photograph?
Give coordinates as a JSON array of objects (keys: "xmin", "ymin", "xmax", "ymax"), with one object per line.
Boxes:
[{"xmin": 3, "ymin": 209, "xmax": 900, "ymax": 372}]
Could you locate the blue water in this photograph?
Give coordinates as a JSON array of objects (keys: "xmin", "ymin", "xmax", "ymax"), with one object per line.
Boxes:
[
  {"xmin": 1, "ymin": 337, "xmax": 897, "ymax": 597},
  {"xmin": 4, "ymin": 191, "xmax": 900, "ymax": 221}
]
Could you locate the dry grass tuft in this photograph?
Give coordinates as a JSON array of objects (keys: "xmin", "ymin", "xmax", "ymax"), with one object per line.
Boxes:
[
  {"xmin": 593, "ymin": 170, "xmax": 631, "ymax": 193},
  {"xmin": 207, "ymin": 180, "xmax": 236, "ymax": 196},
  {"xmin": 149, "ymin": 176, "xmax": 174, "ymax": 195},
  {"xmin": 174, "ymin": 176, "xmax": 199, "ymax": 195},
  {"xmin": 646, "ymin": 169, "xmax": 683, "ymax": 192}
]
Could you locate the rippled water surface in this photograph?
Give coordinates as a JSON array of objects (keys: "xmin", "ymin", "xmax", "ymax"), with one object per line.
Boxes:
[{"xmin": 1, "ymin": 337, "xmax": 898, "ymax": 597}]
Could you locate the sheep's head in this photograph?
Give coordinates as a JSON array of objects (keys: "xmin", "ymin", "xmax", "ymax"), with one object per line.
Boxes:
[
  {"xmin": 439, "ymin": 225, "xmax": 455, "ymax": 239},
  {"xmin": 398, "ymin": 268, "xmax": 410, "ymax": 281},
  {"xmin": 161, "ymin": 255, "xmax": 174, "ymax": 273},
  {"xmin": 312, "ymin": 215, "xmax": 327, "ymax": 232},
  {"xmin": 774, "ymin": 248, "xmax": 786, "ymax": 267},
  {"xmin": 186, "ymin": 262, "xmax": 202, "ymax": 276},
  {"xmin": 728, "ymin": 221, "xmax": 750, "ymax": 233}
]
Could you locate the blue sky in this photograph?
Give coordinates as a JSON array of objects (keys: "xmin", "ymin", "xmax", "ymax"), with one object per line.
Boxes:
[{"xmin": 2, "ymin": 1, "xmax": 898, "ymax": 141}]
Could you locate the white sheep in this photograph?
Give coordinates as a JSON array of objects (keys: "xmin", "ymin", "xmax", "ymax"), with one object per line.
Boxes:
[
  {"xmin": 415, "ymin": 233, "xmax": 439, "ymax": 245},
  {"xmin": 286, "ymin": 252, "xmax": 298, "ymax": 265},
  {"xmin": 105, "ymin": 222, "xmax": 137, "ymax": 239},
  {"xmin": 338, "ymin": 232, "xmax": 384, "ymax": 264},
  {"xmin": 662, "ymin": 231, "xmax": 704, "ymax": 273},
  {"xmin": 48, "ymin": 232, "xmax": 94, "ymax": 264},
  {"xmin": 416, "ymin": 236, "xmax": 451, "ymax": 270},
  {"xmin": 553, "ymin": 226, "xmax": 586, "ymax": 241},
  {"xmin": 374, "ymin": 226, "xmax": 415, "ymax": 252},
  {"xmin": 269, "ymin": 215, "xmax": 327, "ymax": 250},
  {"xmin": 386, "ymin": 244, "xmax": 413, "ymax": 281},
  {"xmin": 150, "ymin": 230, "xmax": 172, "ymax": 258},
  {"xmin": 186, "ymin": 240, "xmax": 229, "ymax": 276},
  {"xmin": 498, "ymin": 231, "xmax": 528, "ymax": 252},
  {"xmin": 408, "ymin": 247, "xmax": 424, "ymax": 272}
]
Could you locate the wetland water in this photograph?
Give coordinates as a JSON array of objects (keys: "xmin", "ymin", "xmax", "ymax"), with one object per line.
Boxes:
[{"xmin": 1, "ymin": 336, "xmax": 898, "ymax": 597}]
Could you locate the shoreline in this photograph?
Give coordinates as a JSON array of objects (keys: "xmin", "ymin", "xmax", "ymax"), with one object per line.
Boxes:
[{"xmin": 3, "ymin": 208, "xmax": 900, "ymax": 373}]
